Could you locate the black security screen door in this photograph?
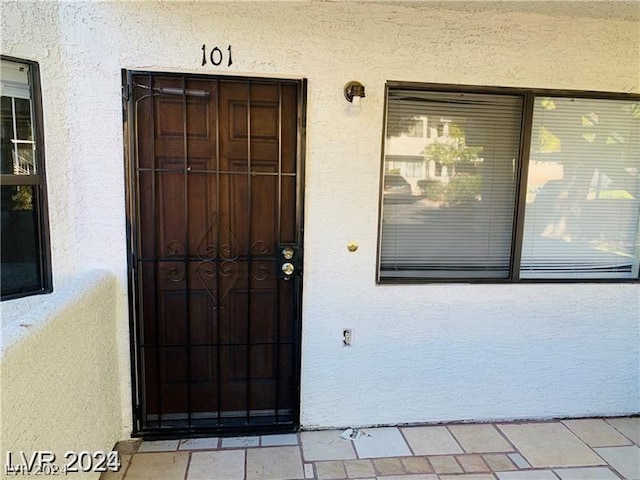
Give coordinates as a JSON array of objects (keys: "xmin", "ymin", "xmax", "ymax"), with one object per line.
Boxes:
[{"xmin": 124, "ymin": 72, "xmax": 305, "ymax": 436}]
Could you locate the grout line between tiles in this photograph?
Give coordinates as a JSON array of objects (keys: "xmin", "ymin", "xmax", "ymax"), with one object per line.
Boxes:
[
  {"xmin": 494, "ymin": 423, "xmax": 523, "ymax": 456},
  {"xmin": 120, "ymin": 452, "xmax": 133, "ymax": 480},
  {"xmin": 451, "ymin": 453, "xmax": 465, "ymax": 473},
  {"xmin": 591, "ymin": 452, "xmax": 635, "ymax": 480},
  {"xmin": 609, "ymin": 464, "xmax": 630, "ymax": 480},
  {"xmin": 296, "ymin": 431, "xmax": 305, "ymax": 461},
  {"xmin": 604, "ymin": 418, "xmax": 639, "ymax": 446},
  {"xmin": 444, "ymin": 424, "xmax": 468, "ymax": 454},
  {"xmin": 183, "ymin": 451, "xmax": 192, "ymax": 480},
  {"xmin": 244, "ymin": 446, "xmax": 249, "ymax": 480},
  {"xmin": 296, "ymin": 431, "xmax": 312, "ymax": 478},
  {"xmin": 558, "ymin": 420, "xmax": 600, "ymax": 451},
  {"xmin": 397, "ymin": 426, "xmax": 417, "ymax": 456},
  {"xmin": 553, "ymin": 422, "xmax": 613, "ymax": 468},
  {"xmin": 350, "ymin": 432, "xmax": 360, "ymax": 460}
]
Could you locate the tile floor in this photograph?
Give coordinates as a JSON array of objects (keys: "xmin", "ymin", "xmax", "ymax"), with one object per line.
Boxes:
[{"xmin": 101, "ymin": 417, "xmax": 639, "ymax": 480}]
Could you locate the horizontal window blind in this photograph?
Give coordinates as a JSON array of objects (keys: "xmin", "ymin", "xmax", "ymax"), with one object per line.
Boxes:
[
  {"xmin": 379, "ymin": 89, "xmax": 523, "ymax": 280},
  {"xmin": 520, "ymin": 97, "xmax": 640, "ymax": 279},
  {"xmin": 0, "ymin": 60, "xmax": 30, "ymax": 99}
]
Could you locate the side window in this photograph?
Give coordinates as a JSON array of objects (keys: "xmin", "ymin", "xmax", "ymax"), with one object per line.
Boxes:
[{"xmin": 1, "ymin": 57, "xmax": 51, "ymax": 299}]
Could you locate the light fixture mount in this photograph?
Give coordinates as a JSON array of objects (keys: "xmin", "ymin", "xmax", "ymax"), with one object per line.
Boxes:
[{"xmin": 344, "ymin": 81, "xmax": 366, "ymax": 102}]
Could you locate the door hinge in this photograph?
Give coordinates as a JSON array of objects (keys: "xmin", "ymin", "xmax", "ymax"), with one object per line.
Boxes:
[
  {"xmin": 122, "ymin": 83, "xmax": 131, "ymax": 101},
  {"xmin": 122, "ymin": 84, "xmax": 131, "ymax": 121}
]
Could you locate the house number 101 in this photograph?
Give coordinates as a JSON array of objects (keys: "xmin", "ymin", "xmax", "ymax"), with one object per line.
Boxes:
[{"xmin": 201, "ymin": 44, "xmax": 233, "ymax": 67}]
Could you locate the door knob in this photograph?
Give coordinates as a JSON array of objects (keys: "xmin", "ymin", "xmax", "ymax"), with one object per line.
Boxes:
[{"xmin": 281, "ymin": 263, "xmax": 295, "ymax": 276}]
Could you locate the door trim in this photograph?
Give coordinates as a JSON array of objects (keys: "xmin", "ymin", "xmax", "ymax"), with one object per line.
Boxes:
[{"xmin": 121, "ymin": 69, "xmax": 307, "ymax": 438}]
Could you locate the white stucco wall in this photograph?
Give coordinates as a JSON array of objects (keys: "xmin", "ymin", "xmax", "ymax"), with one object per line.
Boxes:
[
  {"xmin": 0, "ymin": 271, "xmax": 122, "ymax": 480},
  {"xmin": 1, "ymin": 0, "xmax": 638, "ymax": 435}
]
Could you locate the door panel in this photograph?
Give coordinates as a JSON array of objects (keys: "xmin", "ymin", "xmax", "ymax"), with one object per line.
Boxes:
[{"xmin": 128, "ymin": 73, "xmax": 304, "ymax": 433}]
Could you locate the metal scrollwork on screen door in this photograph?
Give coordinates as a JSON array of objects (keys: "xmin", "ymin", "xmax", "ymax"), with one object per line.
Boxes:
[{"xmin": 194, "ymin": 214, "xmax": 240, "ymax": 309}]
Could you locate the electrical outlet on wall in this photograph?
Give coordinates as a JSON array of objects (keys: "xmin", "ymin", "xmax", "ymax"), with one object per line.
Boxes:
[{"xmin": 343, "ymin": 328, "xmax": 353, "ymax": 346}]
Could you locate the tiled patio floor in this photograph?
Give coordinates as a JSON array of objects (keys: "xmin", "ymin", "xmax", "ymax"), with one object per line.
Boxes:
[{"xmin": 101, "ymin": 417, "xmax": 639, "ymax": 480}]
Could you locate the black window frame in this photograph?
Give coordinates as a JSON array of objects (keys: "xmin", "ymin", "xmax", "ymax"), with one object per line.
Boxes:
[
  {"xmin": 1, "ymin": 55, "xmax": 52, "ymax": 300},
  {"xmin": 377, "ymin": 81, "xmax": 640, "ymax": 284}
]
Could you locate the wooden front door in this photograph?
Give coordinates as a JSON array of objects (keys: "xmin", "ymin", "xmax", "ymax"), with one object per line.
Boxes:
[{"xmin": 125, "ymin": 72, "xmax": 305, "ymax": 435}]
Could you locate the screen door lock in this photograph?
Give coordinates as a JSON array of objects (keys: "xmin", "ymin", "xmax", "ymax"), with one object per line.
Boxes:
[{"xmin": 279, "ymin": 245, "xmax": 301, "ymax": 279}]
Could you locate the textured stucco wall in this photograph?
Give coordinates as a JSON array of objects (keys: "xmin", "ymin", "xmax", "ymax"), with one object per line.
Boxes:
[
  {"xmin": 0, "ymin": 1, "xmax": 638, "ymax": 435},
  {"xmin": 0, "ymin": 271, "xmax": 122, "ymax": 480}
]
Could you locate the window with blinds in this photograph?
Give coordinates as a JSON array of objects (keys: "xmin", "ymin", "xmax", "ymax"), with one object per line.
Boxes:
[
  {"xmin": 380, "ymin": 89, "xmax": 523, "ymax": 280},
  {"xmin": 520, "ymin": 97, "xmax": 640, "ymax": 279},
  {"xmin": 377, "ymin": 84, "xmax": 640, "ymax": 282}
]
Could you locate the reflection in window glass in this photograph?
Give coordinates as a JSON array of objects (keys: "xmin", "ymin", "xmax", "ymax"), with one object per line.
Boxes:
[
  {"xmin": 521, "ymin": 97, "xmax": 640, "ymax": 279},
  {"xmin": 15, "ymin": 97, "xmax": 33, "ymax": 140},
  {"xmin": 1, "ymin": 95, "xmax": 36, "ymax": 175},
  {"xmin": 380, "ymin": 90, "xmax": 523, "ymax": 280},
  {"xmin": 16, "ymin": 144, "xmax": 35, "ymax": 175},
  {"xmin": 1, "ymin": 96, "xmax": 15, "ymax": 175},
  {"xmin": 405, "ymin": 119, "xmax": 424, "ymax": 137},
  {"xmin": 1, "ymin": 185, "xmax": 41, "ymax": 296}
]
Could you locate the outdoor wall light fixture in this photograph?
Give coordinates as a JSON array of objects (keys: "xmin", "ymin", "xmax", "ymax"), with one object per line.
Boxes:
[{"xmin": 344, "ymin": 81, "xmax": 365, "ymax": 114}]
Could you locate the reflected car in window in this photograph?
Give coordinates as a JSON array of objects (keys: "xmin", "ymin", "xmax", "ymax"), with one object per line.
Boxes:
[{"xmin": 383, "ymin": 174, "xmax": 413, "ymax": 202}]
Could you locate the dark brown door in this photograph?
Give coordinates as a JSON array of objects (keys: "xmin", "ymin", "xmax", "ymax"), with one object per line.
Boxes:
[{"xmin": 126, "ymin": 72, "xmax": 304, "ymax": 434}]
